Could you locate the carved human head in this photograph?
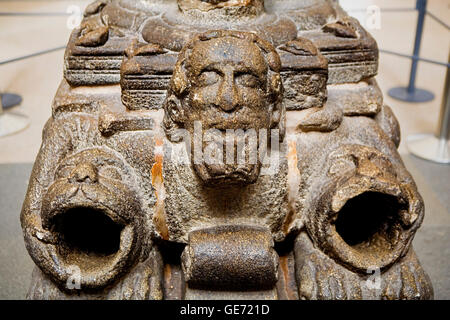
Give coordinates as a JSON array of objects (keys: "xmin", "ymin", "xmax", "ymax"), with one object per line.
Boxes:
[{"xmin": 163, "ymin": 30, "xmax": 284, "ymax": 185}]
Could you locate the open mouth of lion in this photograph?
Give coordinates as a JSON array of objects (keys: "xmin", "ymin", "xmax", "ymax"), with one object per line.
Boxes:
[
  {"xmin": 329, "ymin": 190, "xmax": 409, "ymax": 269},
  {"xmin": 49, "ymin": 205, "xmax": 126, "ymax": 271}
]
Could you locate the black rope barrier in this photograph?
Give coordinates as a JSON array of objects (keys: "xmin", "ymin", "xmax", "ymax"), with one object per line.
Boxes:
[
  {"xmin": 0, "ymin": 12, "xmax": 70, "ymax": 16},
  {"xmin": 0, "ymin": 46, "xmax": 66, "ymax": 66},
  {"xmin": 426, "ymin": 10, "xmax": 450, "ymax": 31},
  {"xmin": 380, "ymin": 50, "xmax": 450, "ymax": 68},
  {"xmin": 347, "ymin": 8, "xmax": 416, "ymax": 13},
  {"xmin": 386, "ymin": 0, "xmax": 448, "ymax": 103}
]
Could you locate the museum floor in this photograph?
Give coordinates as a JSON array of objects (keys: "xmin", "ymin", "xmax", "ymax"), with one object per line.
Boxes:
[{"xmin": 0, "ymin": 0, "xmax": 449, "ymax": 299}]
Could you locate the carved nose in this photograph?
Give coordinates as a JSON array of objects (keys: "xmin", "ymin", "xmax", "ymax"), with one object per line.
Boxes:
[
  {"xmin": 357, "ymin": 159, "xmax": 383, "ymax": 177},
  {"xmin": 69, "ymin": 163, "xmax": 98, "ymax": 183},
  {"xmin": 217, "ymin": 75, "xmax": 239, "ymax": 112}
]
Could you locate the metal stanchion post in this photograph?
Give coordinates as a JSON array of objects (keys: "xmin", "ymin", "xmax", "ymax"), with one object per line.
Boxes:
[
  {"xmin": 388, "ymin": 0, "xmax": 435, "ymax": 103},
  {"xmin": 0, "ymin": 92, "xmax": 30, "ymax": 138},
  {"xmin": 407, "ymin": 53, "xmax": 450, "ymax": 164},
  {"xmin": 0, "ymin": 44, "xmax": 66, "ymax": 138},
  {"xmin": 0, "ymin": 92, "xmax": 22, "ymax": 110}
]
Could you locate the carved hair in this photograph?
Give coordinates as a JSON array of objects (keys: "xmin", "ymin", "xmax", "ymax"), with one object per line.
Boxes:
[{"xmin": 163, "ymin": 30, "xmax": 285, "ymax": 142}]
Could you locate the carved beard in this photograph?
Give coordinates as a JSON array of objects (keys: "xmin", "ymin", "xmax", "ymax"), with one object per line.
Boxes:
[
  {"xmin": 180, "ymin": 0, "xmax": 260, "ymax": 8},
  {"xmin": 177, "ymin": 0, "xmax": 264, "ymax": 16},
  {"xmin": 190, "ymin": 127, "xmax": 264, "ymax": 186}
]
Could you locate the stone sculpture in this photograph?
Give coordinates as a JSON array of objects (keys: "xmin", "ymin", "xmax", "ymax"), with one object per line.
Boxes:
[{"xmin": 22, "ymin": 0, "xmax": 433, "ymax": 299}]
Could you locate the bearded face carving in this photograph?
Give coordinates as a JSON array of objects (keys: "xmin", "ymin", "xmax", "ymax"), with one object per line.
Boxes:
[{"xmin": 163, "ymin": 31, "xmax": 284, "ymax": 185}]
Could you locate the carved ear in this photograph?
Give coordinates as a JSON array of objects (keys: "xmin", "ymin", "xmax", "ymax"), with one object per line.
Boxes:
[
  {"xmin": 171, "ymin": 59, "xmax": 189, "ymax": 96},
  {"xmin": 165, "ymin": 95, "xmax": 184, "ymax": 124},
  {"xmin": 273, "ymin": 101, "xmax": 286, "ymax": 142},
  {"xmin": 163, "ymin": 94, "xmax": 186, "ymax": 143},
  {"xmin": 267, "ymin": 51, "xmax": 282, "ymax": 73},
  {"xmin": 268, "ymin": 73, "xmax": 282, "ymax": 101},
  {"xmin": 164, "ymin": 54, "xmax": 190, "ymax": 142},
  {"xmin": 267, "ymin": 73, "xmax": 285, "ymax": 141}
]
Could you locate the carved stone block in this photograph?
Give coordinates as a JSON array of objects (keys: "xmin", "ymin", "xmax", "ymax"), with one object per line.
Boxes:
[{"xmin": 22, "ymin": 0, "xmax": 433, "ymax": 300}]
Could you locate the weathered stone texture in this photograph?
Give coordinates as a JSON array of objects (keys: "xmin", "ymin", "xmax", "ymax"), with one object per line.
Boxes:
[{"xmin": 22, "ymin": 0, "xmax": 432, "ymax": 300}]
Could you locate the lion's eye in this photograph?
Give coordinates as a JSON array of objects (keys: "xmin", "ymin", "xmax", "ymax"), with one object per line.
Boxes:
[
  {"xmin": 236, "ymin": 73, "xmax": 260, "ymax": 88},
  {"xmin": 99, "ymin": 166, "xmax": 122, "ymax": 181},
  {"xmin": 56, "ymin": 164, "xmax": 75, "ymax": 180},
  {"xmin": 198, "ymin": 71, "xmax": 221, "ymax": 86}
]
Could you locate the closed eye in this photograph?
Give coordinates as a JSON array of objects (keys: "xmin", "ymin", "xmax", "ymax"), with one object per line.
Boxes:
[
  {"xmin": 235, "ymin": 72, "xmax": 261, "ymax": 88},
  {"xmin": 197, "ymin": 70, "xmax": 221, "ymax": 87},
  {"xmin": 56, "ymin": 164, "xmax": 75, "ymax": 180},
  {"xmin": 99, "ymin": 166, "xmax": 122, "ymax": 181}
]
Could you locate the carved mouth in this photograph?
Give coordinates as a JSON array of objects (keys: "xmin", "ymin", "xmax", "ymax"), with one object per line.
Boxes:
[
  {"xmin": 195, "ymin": 162, "xmax": 260, "ymax": 185},
  {"xmin": 326, "ymin": 187, "xmax": 411, "ymax": 271},
  {"xmin": 51, "ymin": 206, "xmax": 124, "ymax": 258},
  {"xmin": 44, "ymin": 203, "xmax": 138, "ymax": 288},
  {"xmin": 333, "ymin": 191, "xmax": 405, "ymax": 252}
]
